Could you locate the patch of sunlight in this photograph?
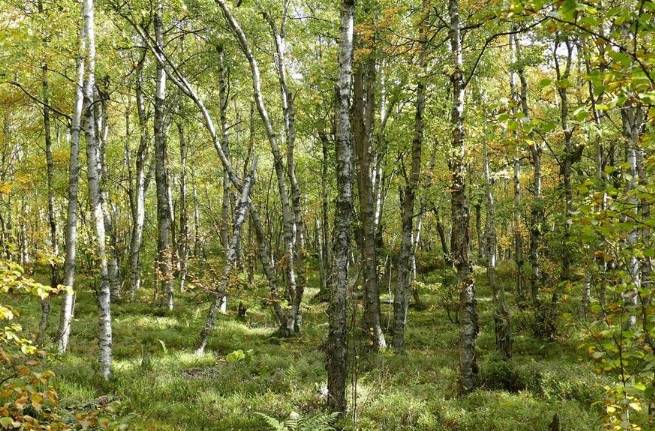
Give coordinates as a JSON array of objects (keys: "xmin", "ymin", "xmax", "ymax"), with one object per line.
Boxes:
[
  {"xmin": 220, "ymin": 319, "xmax": 274, "ymax": 337},
  {"xmin": 158, "ymin": 351, "xmax": 216, "ymax": 368},
  {"xmin": 117, "ymin": 315, "xmax": 181, "ymax": 330},
  {"xmin": 112, "ymin": 358, "xmax": 139, "ymax": 373}
]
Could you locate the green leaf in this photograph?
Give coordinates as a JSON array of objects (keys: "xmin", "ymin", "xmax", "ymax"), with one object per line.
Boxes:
[
  {"xmin": 0, "ymin": 417, "xmax": 15, "ymax": 429},
  {"xmin": 226, "ymin": 349, "xmax": 246, "ymax": 363}
]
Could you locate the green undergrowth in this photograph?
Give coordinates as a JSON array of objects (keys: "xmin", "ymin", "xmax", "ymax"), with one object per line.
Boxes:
[{"xmin": 7, "ymin": 264, "xmax": 605, "ymax": 430}]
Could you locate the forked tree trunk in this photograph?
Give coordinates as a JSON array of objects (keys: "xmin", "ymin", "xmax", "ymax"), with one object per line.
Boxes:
[
  {"xmin": 265, "ymin": 7, "xmax": 307, "ymax": 333},
  {"xmin": 217, "ymin": 0, "xmax": 299, "ymax": 335},
  {"xmin": 547, "ymin": 37, "xmax": 576, "ymax": 338},
  {"xmin": 353, "ymin": 58, "xmax": 386, "ymax": 351},
  {"xmin": 95, "ymin": 87, "xmax": 121, "ymax": 302}
]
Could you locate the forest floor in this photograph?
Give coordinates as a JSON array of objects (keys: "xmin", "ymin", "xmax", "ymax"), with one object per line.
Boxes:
[{"xmin": 13, "ymin": 264, "xmax": 606, "ymax": 430}]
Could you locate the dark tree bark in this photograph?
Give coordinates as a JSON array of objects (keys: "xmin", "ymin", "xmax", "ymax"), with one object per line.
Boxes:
[
  {"xmin": 128, "ymin": 50, "xmax": 151, "ymax": 299},
  {"xmin": 327, "ymin": 0, "xmax": 355, "ymax": 414},
  {"xmin": 37, "ymin": 34, "xmax": 59, "ymax": 345},
  {"xmin": 177, "ymin": 121, "xmax": 189, "ymax": 292},
  {"xmin": 353, "ymin": 55, "xmax": 386, "ymax": 351},
  {"xmin": 483, "ymin": 140, "xmax": 511, "ymax": 360},
  {"xmin": 392, "ymin": 0, "xmax": 428, "ymax": 352},
  {"xmin": 154, "ymin": 2, "xmax": 174, "ymax": 310}
]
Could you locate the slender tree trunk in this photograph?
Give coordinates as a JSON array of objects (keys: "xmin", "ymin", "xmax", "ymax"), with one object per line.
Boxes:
[
  {"xmin": 515, "ymin": 37, "xmax": 542, "ymax": 307},
  {"xmin": 177, "ymin": 122, "xmax": 189, "ymax": 292},
  {"xmin": 154, "ymin": 2, "xmax": 174, "ymax": 310},
  {"xmin": 392, "ymin": 0, "xmax": 427, "ymax": 352},
  {"xmin": 217, "ymin": 44, "xmax": 231, "ymax": 252},
  {"xmin": 82, "ymin": 0, "xmax": 112, "ymax": 380},
  {"xmin": 126, "ymin": 1, "xmax": 287, "ymax": 336},
  {"xmin": 327, "ymin": 0, "xmax": 354, "ymax": 414},
  {"xmin": 92, "ymin": 86, "xmax": 120, "ymax": 302},
  {"xmin": 37, "ymin": 37, "xmax": 58, "ymax": 345},
  {"xmin": 433, "ymin": 206, "xmax": 451, "ymax": 265},
  {"xmin": 621, "ymin": 102, "xmax": 645, "ymax": 328},
  {"xmin": 128, "ymin": 51, "xmax": 150, "ymax": 299},
  {"xmin": 318, "ymin": 131, "xmax": 331, "ymax": 299},
  {"xmin": 483, "ymin": 140, "xmax": 511, "ymax": 359},
  {"xmin": 548, "ymin": 37, "xmax": 575, "ymax": 337},
  {"xmin": 353, "ymin": 57, "xmax": 386, "ymax": 351},
  {"xmin": 509, "ymin": 32, "xmax": 524, "ymax": 302},
  {"xmin": 265, "ymin": 8, "xmax": 307, "ymax": 333},
  {"xmin": 448, "ymin": 0, "xmax": 478, "ymax": 394},
  {"xmin": 57, "ymin": 4, "xmax": 87, "ymax": 354},
  {"xmin": 196, "ymin": 159, "xmax": 258, "ymax": 355},
  {"xmin": 217, "ymin": 0, "xmax": 299, "ymax": 335}
]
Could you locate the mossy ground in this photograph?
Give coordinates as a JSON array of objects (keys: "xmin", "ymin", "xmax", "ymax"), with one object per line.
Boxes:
[{"xmin": 10, "ymin": 264, "xmax": 605, "ymax": 430}]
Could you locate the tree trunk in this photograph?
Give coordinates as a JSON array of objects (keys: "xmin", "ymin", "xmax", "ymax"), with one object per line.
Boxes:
[
  {"xmin": 95, "ymin": 91, "xmax": 121, "ymax": 302},
  {"xmin": 509, "ymin": 32, "xmax": 524, "ymax": 303},
  {"xmin": 57, "ymin": 3, "xmax": 87, "ymax": 354},
  {"xmin": 318, "ymin": 131, "xmax": 331, "ymax": 299},
  {"xmin": 82, "ymin": 0, "xmax": 112, "ymax": 380},
  {"xmin": 196, "ymin": 159, "xmax": 257, "ymax": 355},
  {"xmin": 177, "ymin": 122, "xmax": 189, "ymax": 292},
  {"xmin": 217, "ymin": 0, "xmax": 299, "ymax": 335},
  {"xmin": 515, "ymin": 36, "xmax": 541, "ymax": 307},
  {"xmin": 327, "ymin": 0, "xmax": 355, "ymax": 414},
  {"xmin": 392, "ymin": 0, "xmax": 427, "ymax": 352},
  {"xmin": 483, "ymin": 140, "xmax": 511, "ymax": 360},
  {"xmin": 154, "ymin": 2, "xmax": 174, "ymax": 310},
  {"xmin": 217, "ymin": 44, "xmax": 231, "ymax": 252},
  {"xmin": 128, "ymin": 51, "xmax": 150, "ymax": 299},
  {"xmin": 265, "ymin": 8, "xmax": 307, "ymax": 333},
  {"xmin": 621, "ymin": 101, "xmax": 646, "ymax": 328},
  {"xmin": 353, "ymin": 56, "xmax": 386, "ymax": 351},
  {"xmin": 448, "ymin": 0, "xmax": 478, "ymax": 394},
  {"xmin": 37, "ymin": 51, "xmax": 58, "ymax": 345},
  {"xmin": 547, "ymin": 37, "xmax": 575, "ymax": 338}
]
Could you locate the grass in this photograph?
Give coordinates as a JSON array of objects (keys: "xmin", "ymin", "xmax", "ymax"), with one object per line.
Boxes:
[{"xmin": 8, "ymin": 263, "xmax": 606, "ymax": 430}]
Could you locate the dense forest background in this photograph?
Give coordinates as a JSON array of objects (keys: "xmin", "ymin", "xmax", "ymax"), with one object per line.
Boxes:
[{"xmin": 0, "ymin": 0, "xmax": 654, "ymax": 429}]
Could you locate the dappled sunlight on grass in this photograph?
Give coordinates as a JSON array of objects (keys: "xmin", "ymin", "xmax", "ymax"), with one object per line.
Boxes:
[{"xmin": 4, "ymin": 266, "xmax": 607, "ymax": 430}]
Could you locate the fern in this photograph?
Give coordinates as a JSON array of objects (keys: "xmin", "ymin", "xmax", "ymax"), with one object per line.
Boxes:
[
  {"xmin": 255, "ymin": 411, "xmax": 339, "ymax": 431},
  {"xmin": 297, "ymin": 412, "xmax": 340, "ymax": 431},
  {"xmin": 255, "ymin": 412, "xmax": 288, "ymax": 431}
]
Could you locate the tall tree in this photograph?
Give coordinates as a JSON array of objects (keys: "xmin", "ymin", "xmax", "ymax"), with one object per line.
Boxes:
[
  {"xmin": 447, "ymin": 0, "xmax": 477, "ymax": 394},
  {"xmin": 128, "ymin": 49, "xmax": 151, "ymax": 299},
  {"xmin": 392, "ymin": 0, "xmax": 428, "ymax": 352},
  {"xmin": 327, "ymin": 0, "xmax": 355, "ymax": 413},
  {"xmin": 57, "ymin": 0, "xmax": 88, "ymax": 354},
  {"xmin": 81, "ymin": 0, "xmax": 112, "ymax": 380},
  {"xmin": 153, "ymin": 0, "xmax": 174, "ymax": 310}
]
